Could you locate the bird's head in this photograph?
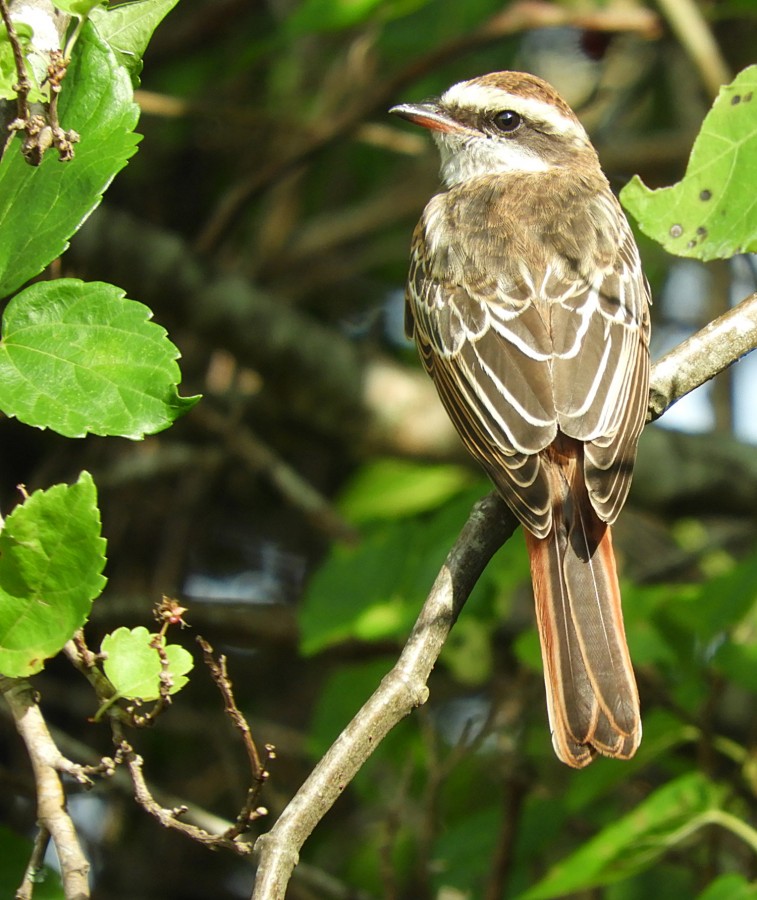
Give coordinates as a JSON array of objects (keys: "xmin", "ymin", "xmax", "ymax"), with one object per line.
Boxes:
[{"xmin": 390, "ymin": 71, "xmax": 597, "ymax": 187}]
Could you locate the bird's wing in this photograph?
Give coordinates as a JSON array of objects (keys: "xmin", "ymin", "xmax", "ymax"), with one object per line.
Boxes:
[
  {"xmin": 406, "ymin": 222, "xmax": 558, "ymax": 536},
  {"xmin": 406, "ymin": 202, "xmax": 650, "ymax": 533},
  {"xmin": 550, "ymin": 215, "xmax": 651, "ymax": 523}
]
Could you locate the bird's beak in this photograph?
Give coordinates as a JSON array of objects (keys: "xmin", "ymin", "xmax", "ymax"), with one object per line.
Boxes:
[{"xmin": 389, "ymin": 102, "xmax": 464, "ymax": 134}]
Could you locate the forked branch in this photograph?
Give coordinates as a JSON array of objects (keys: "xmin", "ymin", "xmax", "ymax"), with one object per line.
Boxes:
[{"xmin": 250, "ymin": 289, "xmax": 757, "ymax": 899}]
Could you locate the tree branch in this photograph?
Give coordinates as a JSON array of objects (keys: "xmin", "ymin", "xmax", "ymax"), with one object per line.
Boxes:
[
  {"xmin": 251, "ymin": 493, "xmax": 517, "ymax": 898},
  {"xmin": 648, "ymin": 291, "xmax": 757, "ymax": 423},
  {"xmin": 2, "ymin": 678, "xmax": 91, "ymax": 900},
  {"xmin": 249, "ymin": 290, "xmax": 757, "ymax": 898}
]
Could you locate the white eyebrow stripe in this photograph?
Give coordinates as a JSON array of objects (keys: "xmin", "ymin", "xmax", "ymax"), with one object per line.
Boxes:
[{"xmin": 441, "ymin": 82, "xmax": 585, "ymax": 139}]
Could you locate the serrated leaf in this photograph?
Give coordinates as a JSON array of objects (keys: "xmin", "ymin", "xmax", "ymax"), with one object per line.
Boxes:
[
  {"xmin": 0, "ymin": 22, "xmax": 140, "ymax": 297},
  {"xmin": 0, "ymin": 472, "xmax": 107, "ymax": 677},
  {"xmin": 101, "ymin": 626, "xmax": 193, "ymax": 700},
  {"xmin": 0, "ymin": 279, "xmax": 199, "ymax": 438},
  {"xmin": 90, "ymin": 0, "xmax": 180, "ymax": 82},
  {"xmin": 519, "ymin": 773, "xmax": 726, "ymax": 899},
  {"xmin": 621, "ymin": 65, "xmax": 757, "ymax": 260}
]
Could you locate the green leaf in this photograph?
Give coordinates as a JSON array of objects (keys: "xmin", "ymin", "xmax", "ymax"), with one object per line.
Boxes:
[
  {"xmin": 0, "ymin": 22, "xmax": 45, "ymax": 102},
  {"xmin": 0, "ymin": 22, "xmax": 140, "ymax": 298},
  {"xmin": 520, "ymin": 773, "xmax": 726, "ymax": 899},
  {"xmin": 300, "ymin": 524, "xmax": 419, "ymax": 654},
  {"xmin": 101, "ymin": 626, "xmax": 193, "ymax": 700},
  {"xmin": 432, "ymin": 805, "xmax": 502, "ymax": 896},
  {"xmin": 621, "ymin": 65, "xmax": 757, "ymax": 260},
  {"xmin": 0, "ymin": 279, "xmax": 200, "ymax": 438},
  {"xmin": 90, "ymin": 0, "xmax": 180, "ymax": 81},
  {"xmin": 697, "ymin": 874, "xmax": 757, "ymax": 900},
  {"xmin": 338, "ymin": 458, "xmax": 473, "ymax": 523},
  {"xmin": 0, "ymin": 472, "xmax": 107, "ymax": 677},
  {"xmin": 54, "ymin": 0, "xmax": 106, "ymax": 15}
]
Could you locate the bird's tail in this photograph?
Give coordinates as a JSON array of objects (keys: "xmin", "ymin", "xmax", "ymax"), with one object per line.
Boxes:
[{"xmin": 524, "ymin": 469, "xmax": 641, "ymax": 768}]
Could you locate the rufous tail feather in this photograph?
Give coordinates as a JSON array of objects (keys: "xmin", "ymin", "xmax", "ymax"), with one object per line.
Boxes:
[{"xmin": 524, "ymin": 486, "xmax": 640, "ymax": 768}]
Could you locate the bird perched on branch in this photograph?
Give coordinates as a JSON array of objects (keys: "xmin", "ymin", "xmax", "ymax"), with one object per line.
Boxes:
[{"xmin": 391, "ymin": 71, "xmax": 650, "ymax": 768}]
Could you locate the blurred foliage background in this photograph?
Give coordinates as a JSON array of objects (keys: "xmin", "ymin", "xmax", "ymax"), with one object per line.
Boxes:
[{"xmin": 3, "ymin": 0, "xmax": 757, "ymax": 898}]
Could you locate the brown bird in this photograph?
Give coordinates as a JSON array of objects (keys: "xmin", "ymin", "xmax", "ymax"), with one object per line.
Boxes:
[{"xmin": 391, "ymin": 71, "xmax": 650, "ymax": 768}]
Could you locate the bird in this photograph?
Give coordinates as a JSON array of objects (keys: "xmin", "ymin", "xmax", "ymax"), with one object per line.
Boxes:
[{"xmin": 390, "ymin": 71, "xmax": 650, "ymax": 768}]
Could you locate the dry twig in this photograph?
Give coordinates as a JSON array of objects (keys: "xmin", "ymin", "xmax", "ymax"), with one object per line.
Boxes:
[{"xmin": 197, "ymin": 636, "xmax": 273, "ymax": 838}]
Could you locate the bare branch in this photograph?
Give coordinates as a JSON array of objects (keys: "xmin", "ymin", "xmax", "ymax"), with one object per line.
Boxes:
[
  {"xmin": 0, "ymin": 1, "xmax": 76, "ymax": 163},
  {"xmin": 0, "ymin": 0, "xmax": 33, "ymax": 119},
  {"xmin": 648, "ymin": 291, "xmax": 757, "ymax": 422},
  {"xmin": 112, "ymin": 724, "xmax": 255, "ymax": 857},
  {"xmin": 251, "ymin": 493, "xmax": 517, "ymax": 898},
  {"xmin": 15, "ymin": 825, "xmax": 51, "ymax": 900},
  {"xmin": 250, "ymin": 290, "xmax": 757, "ymax": 896},
  {"xmin": 2, "ymin": 678, "xmax": 91, "ymax": 899},
  {"xmin": 197, "ymin": 636, "xmax": 273, "ymax": 838}
]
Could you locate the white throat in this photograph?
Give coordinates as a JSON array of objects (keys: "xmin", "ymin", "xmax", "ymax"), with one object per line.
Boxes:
[{"xmin": 434, "ymin": 133, "xmax": 552, "ymax": 188}]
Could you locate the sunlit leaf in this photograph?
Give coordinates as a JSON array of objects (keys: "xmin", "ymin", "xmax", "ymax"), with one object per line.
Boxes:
[
  {"xmin": 697, "ymin": 874, "xmax": 757, "ymax": 900},
  {"xmin": 101, "ymin": 626, "xmax": 193, "ymax": 701},
  {"xmin": 621, "ymin": 65, "xmax": 757, "ymax": 260},
  {"xmin": 339, "ymin": 458, "xmax": 473, "ymax": 523},
  {"xmin": 90, "ymin": 0, "xmax": 180, "ymax": 82},
  {"xmin": 0, "ymin": 473, "xmax": 106, "ymax": 677},
  {"xmin": 0, "ymin": 22, "xmax": 140, "ymax": 296},
  {"xmin": 0, "ymin": 279, "xmax": 199, "ymax": 438},
  {"xmin": 520, "ymin": 773, "xmax": 726, "ymax": 899},
  {"xmin": 54, "ymin": 0, "xmax": 105, "ymax": 15}
]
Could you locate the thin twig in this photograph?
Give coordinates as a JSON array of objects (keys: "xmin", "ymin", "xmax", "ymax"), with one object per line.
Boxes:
[
  {"xmin": 112, "ymin": 722, "xmax": 255, "ymax": 856},
  {"xmin": 0, "ymin": 1, "xmax": 77, "ymax": 163},
  {"xmin": 15, "ymin": 825, "xmax": 51, "ymax": 900},
  {"xmin": 197, "ymin": 636, "xmax": 273, "ymax": 838},
  {"xmin": 0, "ymin": 0, "xmax": 32, "ymax": 119},
  {"xmin": 44, "ymin": 48, "xmax": 79, "ymax": 161}
]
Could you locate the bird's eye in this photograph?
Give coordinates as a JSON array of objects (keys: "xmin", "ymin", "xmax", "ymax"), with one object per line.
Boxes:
[{"xmin": 493, "ymin": 110, "xmax": 522, "ymax": 133}]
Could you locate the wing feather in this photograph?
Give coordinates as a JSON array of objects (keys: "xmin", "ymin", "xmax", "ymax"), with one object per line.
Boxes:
[{"xmin": 406, "ymin": 185, "xmax": 650, "ymax": 533}]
